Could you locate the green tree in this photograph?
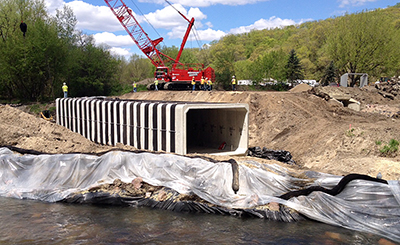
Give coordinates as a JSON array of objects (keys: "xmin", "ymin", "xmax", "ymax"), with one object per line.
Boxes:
[
  {"xmin": 250, "ymin": 50, "xmax": 287, "ymax": 83},
  {"xmin": 285, "ymin": 49, "xmax": 304, "ymax": 83},
  {"xmin": 234, "ymin": 60, "xmax": 251, "ymax": 82},
  {"xmin": 0, "ymin": 0, "xmax": 66, "ymax": 101},
  {"xmin": 158, "ymin": 45, "xmax": 199, "ymax": 65},
  {"xmin": 321, "ymin": 61, "xmax": 337, "ymax": 86},
  {"xmin": 326, "ymin": 10, "xmax": 400, "ymax": 86},
  {"xmin": 68, "ymin": 40, "xmax": 119, "ymax": 97},
  {"xmin": 119, "ymin": 54, "xmax": 153, "ymax": 85},
  {"xmin": 209, "ymin": 35, "xmax": 245, "ymax": 87},
  {"xmin": 54, "ymin": 5, "xmax": 78, "ymax": 45},
  {"xmin": 195, "ymin": 44, "xmax": 213, "ymax": 68}
]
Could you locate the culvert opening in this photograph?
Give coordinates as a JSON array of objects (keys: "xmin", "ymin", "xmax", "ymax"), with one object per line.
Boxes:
[{"xmin": 186, "ymin": 108, "xmax": 248, "ymax": 155}]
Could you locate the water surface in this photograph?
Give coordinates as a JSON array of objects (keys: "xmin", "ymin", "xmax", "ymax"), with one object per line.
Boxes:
[{"xmin": 0, "ymin": 197, "xmax": 390, "ymax": 244}]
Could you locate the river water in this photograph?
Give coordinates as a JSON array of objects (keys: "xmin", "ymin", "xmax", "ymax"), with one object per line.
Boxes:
[{"xmin": 0, "ymin": 197, "xmax": 391, "ymax": 245}]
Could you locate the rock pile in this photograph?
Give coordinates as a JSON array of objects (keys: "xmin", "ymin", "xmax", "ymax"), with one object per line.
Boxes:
[
  {"xmin": 362, "ymin": 104, "xmax": 400, "ymax": 118},
  {"xmin": 375, "ymin": 77, "xmax": 400, "ymax": 100}
]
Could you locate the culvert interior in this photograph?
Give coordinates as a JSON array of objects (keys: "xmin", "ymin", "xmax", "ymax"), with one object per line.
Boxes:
[{"xmin": 186, "ymin": 108, "xmax": 248, "ymax": 154}]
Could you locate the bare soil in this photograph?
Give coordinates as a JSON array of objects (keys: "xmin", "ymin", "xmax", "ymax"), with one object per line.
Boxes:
[{"xmin": 1, "ymin": 85, "xmax": 400, "ymax": 180}]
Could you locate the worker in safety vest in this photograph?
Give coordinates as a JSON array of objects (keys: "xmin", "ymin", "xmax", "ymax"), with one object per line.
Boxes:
[
  {"xmin": 191, "ymin": 77, "xmax": 196, "ymax": 92},
  {"xmin": 207, "ymin": 78, "xmax": 213, "ymax": 91},
  {"xmin": 132, "ymin": 82, "xmax": 137, "ymax": 92},
  {"xmin": 62, "ymin": 82, "xmax": 68, "ymax": 98},
  {"xmin": 154, "ymin": 78, "xmax": 159, "ymax": 91},
  {"xmin": 200, "ymin": 77, "xmax": 205, "ymax": 91},
  {"xmin": 231, "ymin": 75, "xmax": 236, "ymax": 91}
]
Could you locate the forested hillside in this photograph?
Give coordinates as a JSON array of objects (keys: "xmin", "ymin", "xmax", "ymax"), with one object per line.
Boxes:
[
  {"xmin": 207, "ymin": 3, "xmax": 400, "ymax": 86},
  {"xmin": 1, "ymin": 0, "xmax": 400, "ymax": 102}
]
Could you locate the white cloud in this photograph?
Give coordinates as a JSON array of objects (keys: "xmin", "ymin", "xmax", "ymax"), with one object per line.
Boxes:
[
  {"xmin": 93, "ymin": 32, "xmax": 134, "ymax": 47},
  {"xmin": 167, "ymin": 26, "xmax": 226, "ymax": 42},
  {"xmin": 44, "ymin": 0, "xmax": 122, "ymax": 32},
  {"xmin": 229, "ymin": 16, "xmax": 303, "ymax": 34},
  {"xmin": 139, "ymin": 0, "xmax": 271, "ymax": 7},
  {"xmin": 44, "ymin": 0, "xmax": 65, "ymax": 15},
  {"xmin": 108, "ymin": 47, "xmax": 132, "ymax": 57},
  {"xmin": 66, "ymin": 1, "xmax": 122, "ymax": 32},
  {"xmin": 93, "ymin": 32, "xmax": 134, "ymax": 58},
  {"xmin": 195, "ymin": 28, "xmax": 226, "ymax": 41},
  {"xmin": 141, "ymin": 3, "xmax": 214, "ymax": 42},
  {"xmin": 143, "ymin": 4, "xmax": 206, "ymax": 29},
  {"xmin": 338, "ymin": 0, "xmax": 378, "ymax": 8}
]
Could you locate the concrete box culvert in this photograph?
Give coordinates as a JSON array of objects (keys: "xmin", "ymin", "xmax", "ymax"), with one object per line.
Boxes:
[{"xmin": 56, "ymin": 97, "xmax": 249, "ymax": 156}]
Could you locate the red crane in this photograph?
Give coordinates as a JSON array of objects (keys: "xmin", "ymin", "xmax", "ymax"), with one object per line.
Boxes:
[{"xmin": 104, "ymin": 0, "xmax": 215, "ymax": 90}]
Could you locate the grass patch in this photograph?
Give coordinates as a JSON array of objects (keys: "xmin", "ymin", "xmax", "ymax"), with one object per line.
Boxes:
[
  {"xmin": 118, "ymin": 84, "xmax": 149, "ymax": 95},
  {"xmin": 27, "ymin": 103, "xmax": 56, "ymax": 117},
  {"xmin": 345, "ymin": 128, "xmax": 355, "ymax": 137},
  {"xmin": 29, "ymin": 104, "xmax": 43, "ymax": 114},
  {"xmin": 379, "ymin": 139, "xmax": 399, "ymax": 157},
  {"xmin": 0, "ymin": 99, "xmax": 22, "ymax": 104}
]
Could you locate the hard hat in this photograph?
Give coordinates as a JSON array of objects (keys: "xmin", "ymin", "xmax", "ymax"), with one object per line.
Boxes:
[
  {"xmin": 63, "ymin": 82, "xmax": 66, "ymax": 85},
  {"xmin": 233, "ymin": 76, "xmax": 235, "ymax": 78}
]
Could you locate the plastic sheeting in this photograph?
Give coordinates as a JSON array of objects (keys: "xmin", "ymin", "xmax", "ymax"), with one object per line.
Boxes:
[
  {"xmin": 248, "ymin": 146, "xmax": 296, "ymax": 165},
  {"xmin": 0, "ymin": 147, "xmax": 400, "ymax": 242}
]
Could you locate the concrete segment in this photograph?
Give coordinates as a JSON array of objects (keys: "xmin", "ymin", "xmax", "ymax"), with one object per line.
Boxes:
[{"xmin": 56, "ymin": 97, "xmax": 249, "ymax": 156}]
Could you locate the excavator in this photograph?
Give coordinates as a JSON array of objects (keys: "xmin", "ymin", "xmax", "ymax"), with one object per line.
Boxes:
[{"xmin": 104, "ymin": 0, "xmax": 215, "ymax": 90}]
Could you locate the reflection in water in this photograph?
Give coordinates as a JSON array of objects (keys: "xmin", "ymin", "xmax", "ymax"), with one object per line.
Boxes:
[{"xmin": 0, "ymin": 197, "xmax": 388, "ymax": 244}]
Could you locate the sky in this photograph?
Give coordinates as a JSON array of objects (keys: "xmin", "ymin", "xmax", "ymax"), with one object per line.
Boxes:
[{"xmin": 43, "ymin": 0, "xmax": 399, "ymax": 59}]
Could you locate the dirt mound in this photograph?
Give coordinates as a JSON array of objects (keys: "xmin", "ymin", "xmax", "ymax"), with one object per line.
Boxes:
[
  {"xmin": 0, "ymin": 105, "xmax": 136, "ymax": 154},
  {"xmin": 120, "ymin": 89, "xmax": 400, "ymax": 179},
  {"xmin": 311, "ymin": 85, "xmax": 400, "ymax": 106},
  {"xmin": 289, "ymin": 83, "xmax": 312, "ymax": 93},
  {"xmin": 1, "ymin": 86, "xmax": 400, "ymax": 180}
]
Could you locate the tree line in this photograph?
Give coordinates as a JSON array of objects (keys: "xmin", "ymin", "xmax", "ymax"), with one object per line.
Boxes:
[
  {"xmin": 1, "ymin": 0, "xmax": 400, "ymax": 102},
  {"xmin": 0, "ymin": 0, "xmax": 125, "ymax": 102}
]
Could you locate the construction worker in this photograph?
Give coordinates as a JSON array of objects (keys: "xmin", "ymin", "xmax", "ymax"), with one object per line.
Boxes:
[
  {"xmin": 154, "ymin": 78, "xmax": 159, "ymax": 91},
  {"xmin": 62, "ymin": 82, "xmax": 68, "ymax": 98},
  {"xmin": 231, "ymin": 75, "xmax": 236, "ymax": 91},
  {"xmin": 132, "ymin": 82, "xmax": 137, "ymax": 92},
  {"xmin": 200, "ymin": 77, "xmax": 205, "ymax": 91},
  {"xmin": 208, "ymin": 78, "xmax": 213, "ymax": 91},
  {"xmin": 191, "ymin": 77, "xmax": 196, "ymax": 92}
]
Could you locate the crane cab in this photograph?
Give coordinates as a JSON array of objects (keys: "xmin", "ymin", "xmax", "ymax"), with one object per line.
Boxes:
[{"xmin": 155, "ymin": 67, "xmax": 170, "ymax": 82}]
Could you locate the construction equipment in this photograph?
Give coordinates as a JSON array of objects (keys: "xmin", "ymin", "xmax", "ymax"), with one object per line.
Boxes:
[{"xmin": 104, "ymin": 0, "xmax": 215, "ymax": 90}]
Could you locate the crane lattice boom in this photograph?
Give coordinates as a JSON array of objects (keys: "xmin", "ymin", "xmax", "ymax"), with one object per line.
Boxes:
[{"xmin": 105, "ymin": 0, "xmax": 170, "ymax": 67}]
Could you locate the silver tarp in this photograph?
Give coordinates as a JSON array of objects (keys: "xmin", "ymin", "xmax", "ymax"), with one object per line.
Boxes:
[{"xmin": 0, "ymin": 147, "xmax": 399, "ymax": 242}]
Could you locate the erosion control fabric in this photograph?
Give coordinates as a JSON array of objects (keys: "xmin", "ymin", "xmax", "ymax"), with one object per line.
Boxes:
[{"xmin": 0, "ymin": 147, "xmax": 399, "ymax": 242}]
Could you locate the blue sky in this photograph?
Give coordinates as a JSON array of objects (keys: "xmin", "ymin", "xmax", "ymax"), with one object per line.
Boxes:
[{"xmin": 44, "ymin": 0, "xmax": 399, "ymax": 58}]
